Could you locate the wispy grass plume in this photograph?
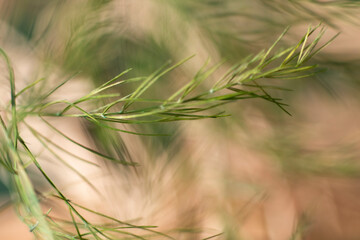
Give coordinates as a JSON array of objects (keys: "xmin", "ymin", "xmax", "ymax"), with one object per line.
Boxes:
[{"xmin": 0, "ymin": 25, "xmax": 335, "ymax": 239}]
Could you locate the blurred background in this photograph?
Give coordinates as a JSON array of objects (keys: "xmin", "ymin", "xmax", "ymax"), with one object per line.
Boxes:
[{"xmin": 0, "ymin": 0, "xmax": 360, "ymax": 239}]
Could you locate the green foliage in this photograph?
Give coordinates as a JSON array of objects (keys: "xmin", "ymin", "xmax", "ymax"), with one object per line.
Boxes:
[
  {"xmin": 0, "ymin": 24, "xmax": 335, "ymax": 239},
  {"xmin": 2, "ymin": 0, "xmax": 360, "ymax": 239}
]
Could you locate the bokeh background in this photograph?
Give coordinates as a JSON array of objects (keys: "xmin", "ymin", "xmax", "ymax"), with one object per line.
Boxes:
[{"xmin": 1, "ymin": 0, "xmax": 360, "ymax": 239}]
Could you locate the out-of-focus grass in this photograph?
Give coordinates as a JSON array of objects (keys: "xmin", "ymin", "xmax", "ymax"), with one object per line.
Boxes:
[{"xmin": 1, "ymin": 0, "xmax": 360, "ymax": 239}]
